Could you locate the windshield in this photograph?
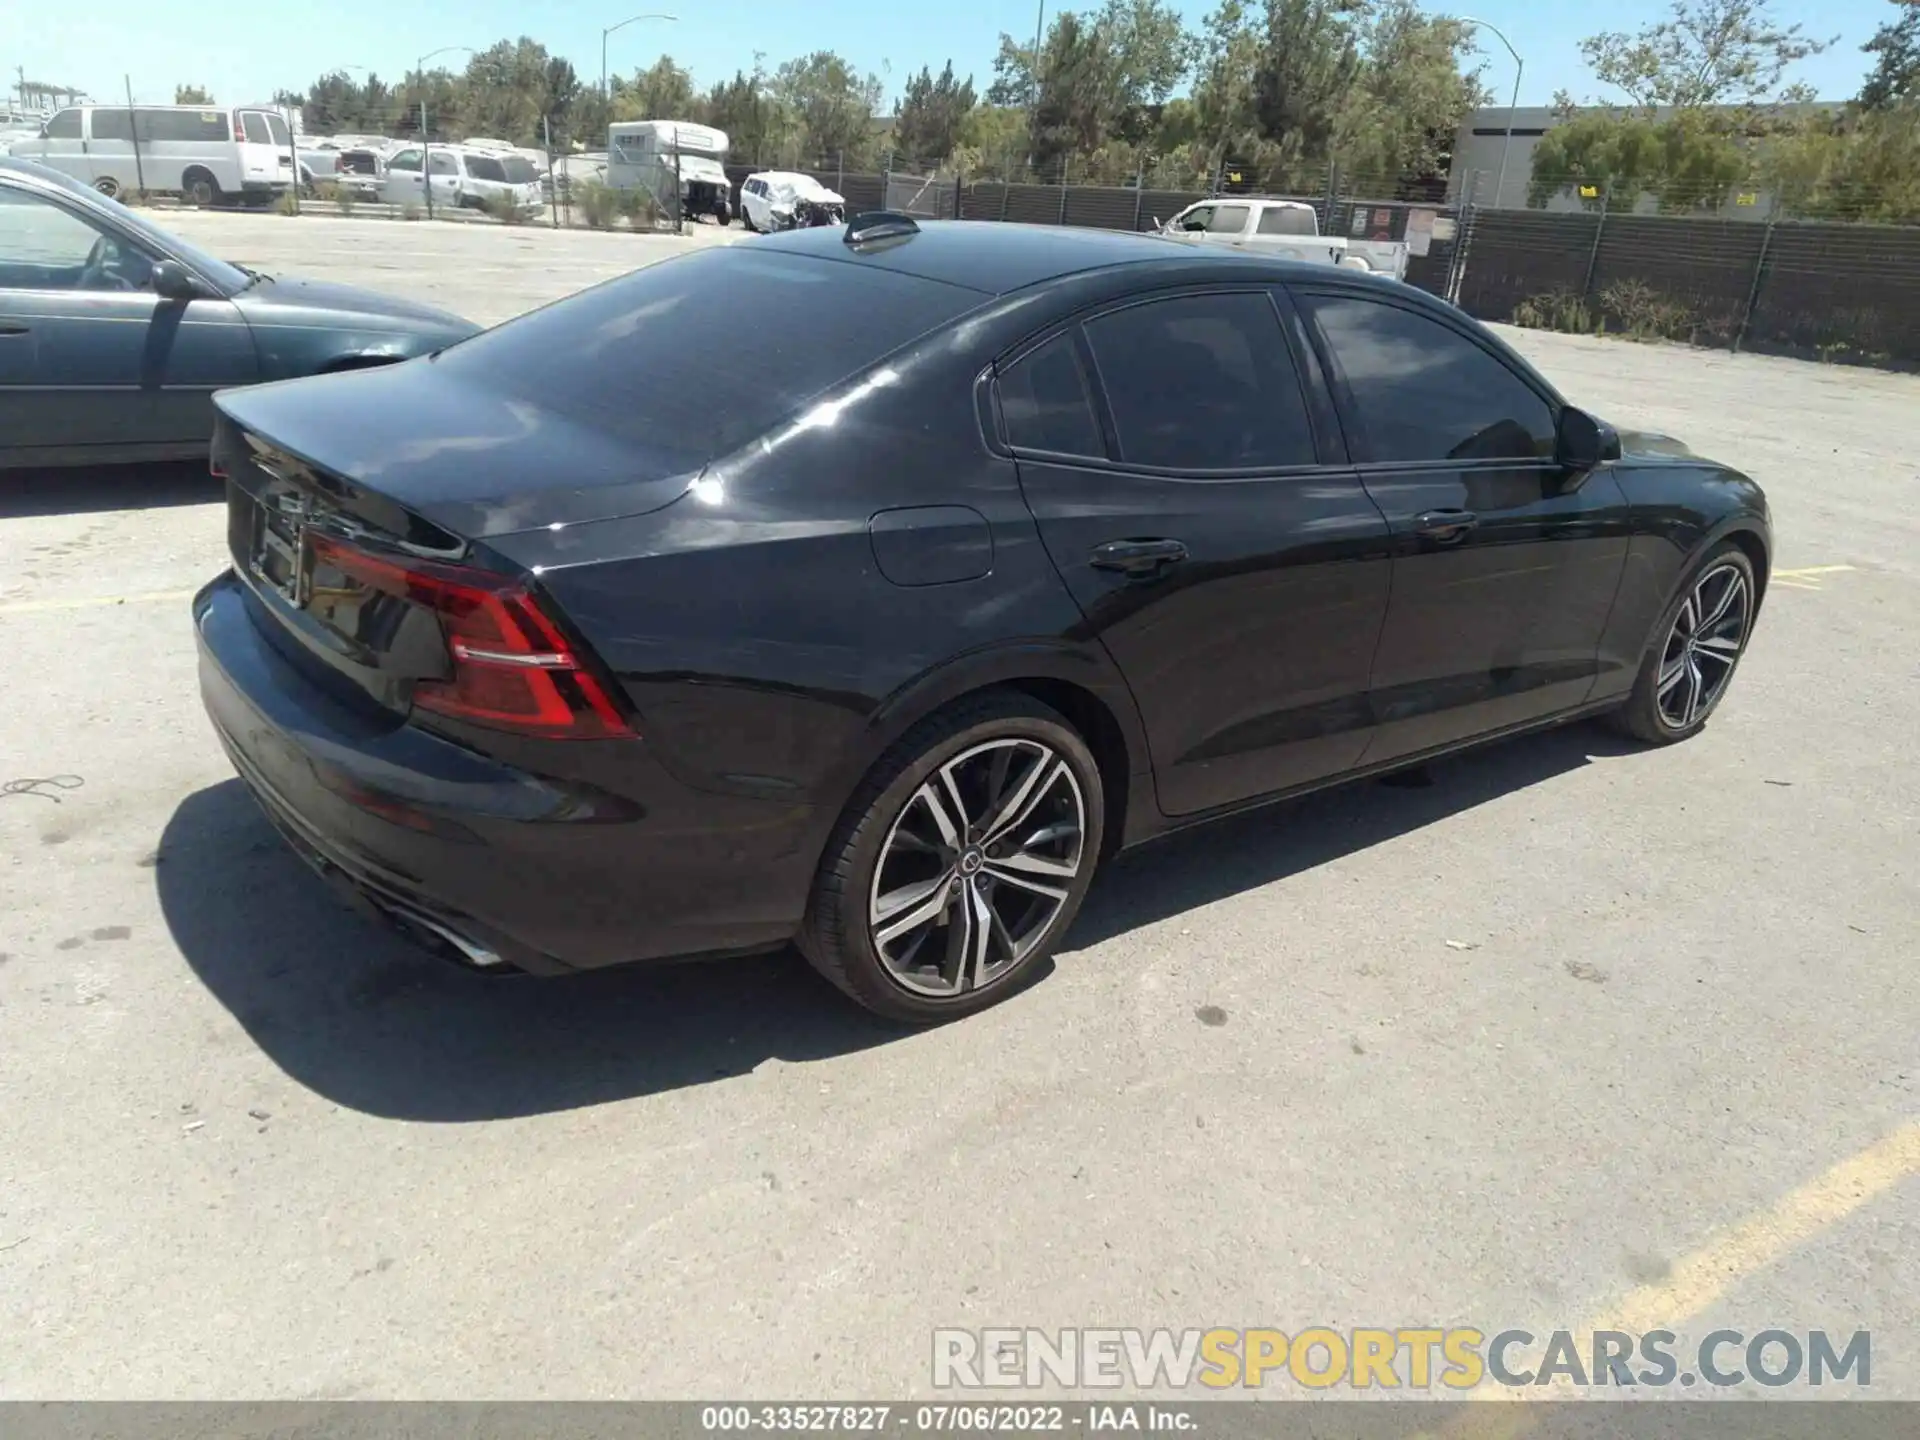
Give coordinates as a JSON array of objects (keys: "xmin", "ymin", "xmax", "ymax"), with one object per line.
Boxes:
[{"xmin": 431, "ymin": 246, "xmax": 982, "ymax": 472}]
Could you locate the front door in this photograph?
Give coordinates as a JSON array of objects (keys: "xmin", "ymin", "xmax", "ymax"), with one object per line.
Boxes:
[
  {"xmin": 0, "ymin": 182, "xmax": 257, "ymax": 460},
  {"xmin": 1005, "ymin": 287, "xmax": 1393, "ymax": 817},
  {"xmin": 1294, "ymin": 289, "xmax": 1631, "ymax": 765}
]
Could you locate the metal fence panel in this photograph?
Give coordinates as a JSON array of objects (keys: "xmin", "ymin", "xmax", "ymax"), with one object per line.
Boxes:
[
  {"xmin": 1453, "ymin": 210, "xmax": 1602, "ymax": 318},
  {"xmin": 1061, "ymin": 186, "xmax": 1140, "ymax": 232},
  {"xmin": 1747, "ymin": 222, "xmax": 1920, "ymax": 362}
]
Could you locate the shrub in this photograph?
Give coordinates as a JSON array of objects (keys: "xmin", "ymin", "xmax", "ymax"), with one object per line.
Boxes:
[
  {"xmin": 274, "ymin": 188, "xmax": 301, "ymax": 217},
  {"xmin": 616, "ymin": 186, "xmax": 658, "ymax": 229},
  {"xmin": 575, "ymin": 180, "xmax": 619, "ymax": 230},
  {"xmin": 401, "ymin": 202, "xmax": 423, "ymax": 222},
  {"xmin": 1511, "ymin": 291, "xmax": 1595, "ymax": 335},
  {"xmin": 315, "ymin": 181, "xmax": 355, "ymax": 216},
  {"xmin": 1595, "ymin": 279, "xmax": 1700, "ymax": 344},
  {"xmin": 480, "ymin": 192, "xmax": 525, "ymax": 224}
]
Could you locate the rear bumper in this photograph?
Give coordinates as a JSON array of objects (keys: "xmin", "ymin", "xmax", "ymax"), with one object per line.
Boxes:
[{"xmin": 193, "ymin": 569, "xmax": 811, "ymax": 973}]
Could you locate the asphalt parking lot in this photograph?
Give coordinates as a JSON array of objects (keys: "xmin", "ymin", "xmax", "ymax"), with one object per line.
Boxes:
[{"xmin": 2, "ymin": 213, "xmax": 1917, "ymax": 1402}]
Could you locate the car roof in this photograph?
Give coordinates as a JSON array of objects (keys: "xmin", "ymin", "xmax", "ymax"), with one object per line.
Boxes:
[{"xmin": 750, "ymin": 219, "xmax": 1358, "ymax": 297}]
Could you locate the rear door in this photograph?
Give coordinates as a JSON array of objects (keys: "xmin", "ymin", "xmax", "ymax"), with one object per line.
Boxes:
[
  {"xmin": 1005, "ymin": 287, "xmax": 1392, "ymax": 817},
  {"xmin": 235, "ymin": 108, "xmax": 290, "ymax": 191},
  {"xmin": 1294, "ymin": 287, "xmax": 1631, "ymax": 763}
]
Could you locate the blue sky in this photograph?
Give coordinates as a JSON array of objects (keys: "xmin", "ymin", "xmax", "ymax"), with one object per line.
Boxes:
[{"xmin": 1, "ymin": 0, "xmax": 1895, "ymax": 116}]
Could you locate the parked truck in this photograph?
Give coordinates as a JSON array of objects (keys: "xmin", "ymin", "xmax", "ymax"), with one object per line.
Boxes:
[
  {"xmin": 607, "ymin": 119, "xmax": 732, "ymax": 225},
  {"xmin": 1158, "ymin": 197, "xmax": 1408, "ymax": 280}
]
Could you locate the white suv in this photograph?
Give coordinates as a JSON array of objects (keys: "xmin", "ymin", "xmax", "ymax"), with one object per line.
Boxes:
[{"xmin": 381, "ymin": 145, "xmax": 543, "ymax": 215}]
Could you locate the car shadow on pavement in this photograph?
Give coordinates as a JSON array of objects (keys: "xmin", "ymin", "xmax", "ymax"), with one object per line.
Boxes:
[
  {"xmin": 159, "ymin": 723, "xmax": 1635, "ymax": 1122},
  {"xmin": 0, "ymin": 461, "xmax": 220, "ymax": 518},
  {"xmin": 1064, "ymin": 722, "xmax": 1640, "ymax": 951},
  {"xmin": 157, "ymin": 780, "xmax": 910, "ymax": 1123}
]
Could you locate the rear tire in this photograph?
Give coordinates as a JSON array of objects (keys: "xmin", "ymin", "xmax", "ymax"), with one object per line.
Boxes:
[
  {"xmin": 92, "ymin": 176, "xmax": 121, "ymax": 200},
  {"xmin": 801, "ymin": 691, "xmax": 1104, "ymax": 1024},
  {"xmin": 741, "ymin": 208, "xmax": 758, "ymax": 233},
  {"xmin": 182, "ymin": 168, "xmax": 220, "ymax": 208},
  {"xmin": 1609, "ymin": 541, "xmax": 1757, "ymax": 745}
]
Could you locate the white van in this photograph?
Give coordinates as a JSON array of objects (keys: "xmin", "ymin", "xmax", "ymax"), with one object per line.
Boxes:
[{"xmin": 7, "ymin": 104, "xmax": 293, "ymax": 205}]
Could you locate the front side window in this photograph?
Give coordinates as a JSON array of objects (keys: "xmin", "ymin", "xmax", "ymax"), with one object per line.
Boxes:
[
  {"xmin": 1302, "ymin": 295, "xmax": 1555, "ymax": 464},
  {"xmin": 999, "ymin": 332, "xmax": 1104, "ymax": 459},
  {"xmin": 387, "ymin": 149, "xmax": 421, "ymax": 172},
  {"xmin": 1175, "ymin": 204, "xmax": 1212, "ymax": 232},
  {"xmin": 0, "ymin": 188, "xmax": 150, "ymax": 291},
  {"xmin": 1084, "ymin": 292, "xmax": 1317, "ymax": 471},
  {"xmin": 44, "ymin": 109, "xmax": 82, "ymax": 140}
]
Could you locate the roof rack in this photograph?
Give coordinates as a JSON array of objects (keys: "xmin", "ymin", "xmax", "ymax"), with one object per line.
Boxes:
[{"xmin": 844, "ymin": 211, "xmax": 921, "ymax": 245}]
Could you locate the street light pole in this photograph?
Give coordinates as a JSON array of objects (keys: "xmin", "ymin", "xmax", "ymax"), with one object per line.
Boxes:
[
  {"xmin": 601, "ymin": 12, "xmax": 679, "ymax": 101},
  {"xmin": 1459, "ymin": 16, "xmax": 1523, "ymax": 209},
  {"xmin": 416, "ymin": 44, "xmax": 476, "ymax": 221}
]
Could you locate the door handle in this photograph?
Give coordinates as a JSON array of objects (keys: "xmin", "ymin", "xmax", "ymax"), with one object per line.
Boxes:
[
  {"xmin": 1414, "ymin": 509, "xmax": 1478, "ymax": 543},
  {"xmin": 0, "ymin": 322, "xmax": 30, "ymax": 336},
  {"xmin": 1090, "ymin": 538, "xmax": 1189, "ymax": 577}
]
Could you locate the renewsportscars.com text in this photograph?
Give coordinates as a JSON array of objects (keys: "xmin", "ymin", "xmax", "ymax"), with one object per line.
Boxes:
[{"xmin": 932, "ymin": 1327, "xmax": 1871, "ymax": 1390}]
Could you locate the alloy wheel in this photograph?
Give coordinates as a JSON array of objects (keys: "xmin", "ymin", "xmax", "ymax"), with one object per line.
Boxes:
[
  {"xmin": 867, "ymin": 738, "xmax": 1087, "ymax": 998},
  {"xmin": 1656, "ymin": 562, "xmax": 1751, "ymax": 731}
]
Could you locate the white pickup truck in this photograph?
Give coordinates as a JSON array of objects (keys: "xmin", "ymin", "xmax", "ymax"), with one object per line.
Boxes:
[{"xmin": 1158, "ymin": 197, "xmax": 1408, "ymax": 280}]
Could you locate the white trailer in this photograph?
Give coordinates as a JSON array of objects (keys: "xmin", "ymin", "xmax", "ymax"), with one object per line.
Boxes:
[{"xmin": 607, "ymin": 119, "xmax": 732, "ymax": 225}]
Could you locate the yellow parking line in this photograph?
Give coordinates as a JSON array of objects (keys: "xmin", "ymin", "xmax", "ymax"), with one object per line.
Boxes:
[
  {"xmin": 0, "ymin": 588, "xmax": 196, "ymax": 617},
  {"xmin": 1440, "ymin": 1120, "xmax": 1920, "ymax": 1435},
  {"xmin": 1773, "ymin": 565, "xmax": 1856, "ymax": 578}
]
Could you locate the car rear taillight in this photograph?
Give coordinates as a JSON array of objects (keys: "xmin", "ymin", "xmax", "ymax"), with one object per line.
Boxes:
[{"xmin": 306, "ymin": 532, "xmax": 632, "ymax": 740}]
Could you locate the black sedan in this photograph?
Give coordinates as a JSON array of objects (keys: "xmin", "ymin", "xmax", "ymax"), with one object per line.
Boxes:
[
  {"xmin": 193, "ymin": 215, "xmax": 1769, "ymax": 1023},
  {"xmin": 0, "ymin": 158, "xmax": 476, "ymax": 468}
]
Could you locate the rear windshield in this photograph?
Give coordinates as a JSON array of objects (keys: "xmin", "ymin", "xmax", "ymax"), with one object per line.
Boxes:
[
  {"xmin": 465, "ymin": 155, "xmax": 507, "ymax": 182},
  {"xmin": 501, "ymin": 156, "xmax": 537, "ymax": 184},
  {"xmin": 431, "ymin": 246, "xmax": 981, "ymax": 470}
]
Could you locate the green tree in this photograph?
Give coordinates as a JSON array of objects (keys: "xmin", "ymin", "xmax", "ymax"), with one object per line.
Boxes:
[
  {"xmin": 1528, "ymin": 108, "xmax": 1749, "ymax": 211},
  {"xmin": 1249, "ymin": 0, "xmax": 1363, "ymax": 179},
  {"xmin": 174, "ymin": 84, "xmax": 214, "ymax": 106},
  {"xmin": 985, "ymin": 34, "xmax": 1039, "ymax": 108},
  {"xmin": 1096, "ymin": 0, "xmax": 1196, "ymax": 140},
  {"xmin": 772, "ymin": 51, "xmax": 884, "ymax": 166},
  {"xmin": 615, "ymin": 55, "xmax": 699, "ymax": 122},
  {"xmin": 893, "ymin": 61, "xmax": 977, "ymax": 165},
  {"xmin": 1334, "ymin": 0, "xmax": 1486, "ymax": 186},
  {"xmin": 1860, "ymin": 0, "xmax": 1920, "ymax": 109},
  {"xmin": 1189, "ymin": 0, "xmax": 1265, "ymax": 177},
  {"xmin": 705, "ymin": 64, "xmax": 793, "ymax": 165},
  {"xmin": 1028, "ymin": 12, "xmax": 1116, "ymax": 177},
  {"xmin": 1578, "ymin": 0, "xmax": 1834, "ymax": 111},
  {"xmin": 1758, "ymin": 101, "xmax": 1920, "ymax": 219},
  {"xmin": 951, "ymin": 103, "xmax": 1031, "ymax": 175}
]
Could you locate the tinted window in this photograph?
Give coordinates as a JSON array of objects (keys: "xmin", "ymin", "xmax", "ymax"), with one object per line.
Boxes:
[
  {"xmin": 1000, "ymin": 332, "xmax": 1103, "ymax": 458},
  {"xmin": 1304, "ymin": 295, "xmax": 1555, "ymax": 463},
  {"xmin": 464, "ymin": 155, "xmax": 506, "ymax": 183},
  {"xmin": 1084, "ymin": 292, "xmax": 1317, "ymax": 471},
  {"xmin": 1175, "ymin": 205, "xmax": 1212, "ymax": 232},
  {"xmin": 90, "ymin": 110, "xmax": 133, "ymax": 141},
  {"xmin": 44, "ymin": 109, "xmax": 81, "ymax": 139},
  {"xmin": 434, "ymin": 246, "xmax": 982, "ymax": 470},
  {"xmin": 388, "ymin": 149, "xmax": 421, "ymax": 172},
  {"xmin": 501, "ymin": 156, "xmax": 537, "ymax": 183},
  {"xmin": 141, "ymin": 110, "xmax": 229, "ymax": 143},
  {"xmin": 1256, "ymin": 206, "xmax": 1316, "ymax": 236},
  {"xmin": 1206, "ymin": 204, "xmax": 1249, "ymax": 234},
  {"xmin": 429, "ymin": 152, "xmax": 458, "ymax": 176}
]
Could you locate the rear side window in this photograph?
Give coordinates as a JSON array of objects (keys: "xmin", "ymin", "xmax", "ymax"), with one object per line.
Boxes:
[
  {"xmin": 1256, "ymin": 207, "xmax": 1316, "ymax": 236},
  {"xmin": 1000, "ymin": 333, "xmax": 1104, "ymax": 458},
  {"xmin": 44, "ymin": 109, "xmax": 82, "ymax": 139},
  {"xmin": 90, "ymin": 110, "xmax": 133, "ymax": 141},
  {"xmin": 1206, "ymin": 204, "xmax": 1250, "ymax": 234},
  {"xmin": 1084, "ymin": 292, "xmax": 1317, "ymax": 471},
  {"xmin": 433, "ymin": 247, "xmax": 983, "ymax": 469},
  {"xmin": 429, "ymin": 152, "xmax": 458, "ymax": 176},
  {"xmin": 1302, "ymin": 295, "xmax": 1555, "ymax": 463}
]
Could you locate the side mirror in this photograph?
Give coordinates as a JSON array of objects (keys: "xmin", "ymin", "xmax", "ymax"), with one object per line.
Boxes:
[
  {"xmin": 151, "ymin": 259, "xmax": 208, "ymax": 302},
  {"xmin": 1556, "ymin": 405, "xmax": 1620, "ymax": 469}
]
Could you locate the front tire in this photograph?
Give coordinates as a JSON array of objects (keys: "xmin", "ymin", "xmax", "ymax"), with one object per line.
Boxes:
[
  {"xmin": 92, "ymin": 175, "xmax": 121, "ymax": 200},
  {"xmin": 1610, "ymin": 541, "xmax": 1757, "ymax": 744},
  {"xmin": 801, "ymin": 692, "xmax": 1105, "ymax": 1023}
]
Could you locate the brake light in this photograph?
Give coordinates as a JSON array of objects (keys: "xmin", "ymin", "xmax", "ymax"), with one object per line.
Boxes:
[{"xmin": 306, "ymin": 532, "xmax": 632, "ymax": 740}]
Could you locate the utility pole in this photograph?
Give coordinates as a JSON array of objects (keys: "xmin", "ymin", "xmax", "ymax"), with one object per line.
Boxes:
[{"xmin": 1459, "ymin": 16, "xmax": 1523, "ymax": 210}]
